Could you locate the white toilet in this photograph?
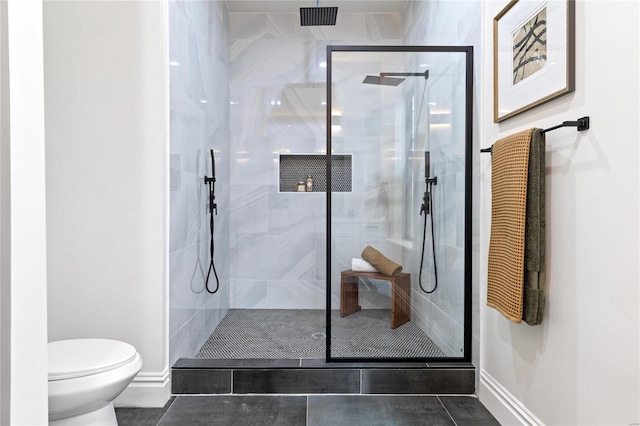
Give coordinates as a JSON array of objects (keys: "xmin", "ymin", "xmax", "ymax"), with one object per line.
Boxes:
[{"xmin": 48, "ymin": 339, "xmax": 143, "ymax": 426}]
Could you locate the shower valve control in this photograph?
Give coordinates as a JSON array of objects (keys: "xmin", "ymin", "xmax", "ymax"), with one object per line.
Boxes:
[
  {"xmin": 420, "ymin": 192, "xmax": 429, "ymax": 216},
  {"xmin": 420, "ymin": 176, "xmax": 437, "ymax": 216},
  {"xmin": 204, "ymin": 175, "xmax": 217, "ymax": 215}
]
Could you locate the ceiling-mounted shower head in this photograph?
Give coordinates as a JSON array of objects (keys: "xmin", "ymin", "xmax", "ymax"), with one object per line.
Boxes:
[
  {"xmin": 362, "ymin": 75, "xmax": 405, "ymax": 86},
  {"xmin": 300, "ymin": 1, "xmax": 338, "ymax": 26}
]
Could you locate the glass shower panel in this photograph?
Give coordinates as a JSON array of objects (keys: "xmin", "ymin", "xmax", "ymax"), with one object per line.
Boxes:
[{"xmin": 327, "ymin": 47, "xmax": 471, "ymax": 361}]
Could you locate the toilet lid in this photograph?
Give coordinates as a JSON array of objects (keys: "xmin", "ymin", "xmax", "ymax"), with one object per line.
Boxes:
[{"xmin": 48, "ymin": 338, "xmax": 138, "ymax": 381}]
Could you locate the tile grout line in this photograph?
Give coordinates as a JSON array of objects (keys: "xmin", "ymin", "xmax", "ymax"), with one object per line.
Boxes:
[
  {"xmin": 436, "ymin": 395, "xmax": 458, "ymax": 426},
  {"xmin": 154, "ymin": 395, "xmax": 178, "ymax": 426},
  {"xmin": 173, "ymin": 392, "xmax": 471, "ymax": 398}
]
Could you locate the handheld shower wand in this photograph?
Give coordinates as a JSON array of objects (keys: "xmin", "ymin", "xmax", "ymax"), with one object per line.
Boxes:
[
  {"xmin": 204, "ymin": 149, "xmax": 219, "ymax": 294},
  {"xmin": 205, "ymin": 149, "xmax": 217, "ymax": 215},
  {"xmin": 419, "ymin": 151, "xmax": 438, "ymax": 294}
]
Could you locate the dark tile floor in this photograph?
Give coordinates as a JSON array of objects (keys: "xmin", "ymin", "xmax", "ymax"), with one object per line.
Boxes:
[{"xmin": 116, "ymin": 395, "xmax": 500, "ymax": 426}]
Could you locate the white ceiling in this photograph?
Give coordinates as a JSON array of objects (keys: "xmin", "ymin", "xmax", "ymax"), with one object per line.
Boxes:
[{"xmin": 225, "ymin": 0, "xmax": 409, "ymax": 14}]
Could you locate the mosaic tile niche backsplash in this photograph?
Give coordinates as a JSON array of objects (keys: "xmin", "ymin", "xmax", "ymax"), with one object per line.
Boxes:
[{"xmin": 279, "ymin": 155, "xmax": 352, "ymax": 193}]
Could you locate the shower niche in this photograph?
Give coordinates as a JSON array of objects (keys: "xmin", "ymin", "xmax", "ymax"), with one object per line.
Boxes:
[
  {"xmin": 325, "ymin": 46, "xmax": 473, "ymax": 362},
  {"xmin": 278, "ymin": 154, "xmax": 352, "ymax": 193}
]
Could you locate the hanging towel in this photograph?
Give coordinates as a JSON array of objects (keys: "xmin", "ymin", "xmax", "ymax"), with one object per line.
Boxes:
[
  {"xmin": 487, "ymin": 128, "xmax": 536, "ymax": 323},
  {"xmin": 351, "ymin": 258, "xmax": 379, "ymax": 273},
  {"xmin": 522, "ymin": 129, "xmax": 546, "ymax": 325},
  {"xmin": 361, "ymin": 246, "xmax": 402, "ymax": 277}
]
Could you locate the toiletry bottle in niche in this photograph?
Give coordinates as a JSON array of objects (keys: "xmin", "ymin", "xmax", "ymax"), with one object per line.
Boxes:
[{"xmin": 305, "ymin": 175, "xmax": 313, "ymax": 192}]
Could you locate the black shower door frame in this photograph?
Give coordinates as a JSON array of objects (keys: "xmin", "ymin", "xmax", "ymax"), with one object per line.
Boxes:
[{"xmin": 325, "ymin": 45, "xmax": 474, "ymax": 363}]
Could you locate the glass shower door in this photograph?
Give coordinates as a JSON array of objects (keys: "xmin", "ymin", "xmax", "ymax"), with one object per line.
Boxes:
[{"xmin": 326, "ymin": 46, "xmax": 473, "ymax": 361}]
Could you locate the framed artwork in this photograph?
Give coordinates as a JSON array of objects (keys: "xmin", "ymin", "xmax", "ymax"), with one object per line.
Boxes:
[{"xmin": 493, "ymin": 0, "xmax": 575, "ymax": 122}]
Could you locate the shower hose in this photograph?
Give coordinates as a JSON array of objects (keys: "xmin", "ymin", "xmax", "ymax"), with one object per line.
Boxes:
[
  {"xmin": 205, "ymin": 208, "xmax": 220, "ymax": 294},
  {"xmin": 413, "ymin": 78, "xmax": 438, "ymax": 294},
  {"xmin": 418, "ymin": 181, "xmax": 438, "ymax": 294},
  {"xmin": 205, "ymin": 150, "xmax": 219, "ymax": 294}
]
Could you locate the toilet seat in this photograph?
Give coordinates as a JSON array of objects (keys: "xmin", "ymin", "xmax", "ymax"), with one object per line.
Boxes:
[{"xmin": 48, "ymin": 339, "xmax": 138, "ymax": 381}]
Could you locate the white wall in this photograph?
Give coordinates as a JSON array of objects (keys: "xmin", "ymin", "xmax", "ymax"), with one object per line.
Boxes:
[
  {"xmin": 0, "ymin": 3, "xmax": 9, "ymax": 422},
  {"xmin": 480, "ymin": 1, "xmax": 640, "ymax": 424},
  {"xmin": 43, "ymin": 1, "xmax": 170, "ymax": 407},
  {"xmin": 2, "ymin": 0, "xmax": 49, "ymax": 423}
]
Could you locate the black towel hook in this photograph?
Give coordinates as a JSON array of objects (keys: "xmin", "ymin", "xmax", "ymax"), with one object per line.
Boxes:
[{"xmin": 480, "ymin": 116, "xmax": 590, "ymax": 154}]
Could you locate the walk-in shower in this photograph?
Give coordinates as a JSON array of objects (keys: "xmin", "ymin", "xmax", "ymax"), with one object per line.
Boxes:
[
  {"xmin": 326, "ymin": 45, "xmax": 473, "ymax": 362},
  {"xmin": 185, "ymin": 45, "xmax": 473, "ymax": 364}
]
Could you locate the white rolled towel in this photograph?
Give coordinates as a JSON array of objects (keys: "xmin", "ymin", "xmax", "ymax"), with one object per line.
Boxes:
[{"xmin": 351, "ymin": 258, "xmax": 378, "ymax": 273}]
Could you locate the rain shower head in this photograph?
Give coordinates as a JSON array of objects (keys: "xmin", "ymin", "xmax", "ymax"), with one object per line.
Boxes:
[
  {"xmin": 362, "ymin": 70, "xmax": 429, "ymax": 86},
  {"xmin": 300, "ymin": 4, "xmax": 338, "ymax": 26},
  {"xmin": 362, "ymin": 75, "xmax": 405, "ymax": 86}
]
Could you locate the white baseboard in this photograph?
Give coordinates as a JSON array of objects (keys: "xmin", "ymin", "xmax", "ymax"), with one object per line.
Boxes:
[
  {"xmin": 114, "ymin": 368, "xmax": 171, "ymax": 408},
  {"xmin": 479, "ymin": 370, "xmax": 543, "ymax": 426}
]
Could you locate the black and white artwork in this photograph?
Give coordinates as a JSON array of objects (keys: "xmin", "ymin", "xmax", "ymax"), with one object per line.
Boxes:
[
  {"xmin": 512, "ymin": 7, "xmax": 547, "ymax": 85},
  {"xmin": 494, "ymin": 0, "xmax": 574, "ymax": 122}
]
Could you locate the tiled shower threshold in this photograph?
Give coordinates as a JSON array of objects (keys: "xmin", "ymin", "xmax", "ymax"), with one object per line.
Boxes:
[{"xmin": 171, "ymin": 357, "xmax": 476, "ymax": 395}]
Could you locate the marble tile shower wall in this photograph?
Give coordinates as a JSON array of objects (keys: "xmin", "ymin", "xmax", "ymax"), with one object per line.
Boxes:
[
  {"xmin": 329, "ymin": 62, "xmax": 407, "ymax": 310},
  {"xmin": 229, "ymin": 12, "xmax": 403, "ymax": 309},
  {"xmin": 402, "ymin": 0, "xmax": 481, "ymax": 362},
  {"xmin": 169, "ymin": 0, "xmax": 231, "ymax": 366}
]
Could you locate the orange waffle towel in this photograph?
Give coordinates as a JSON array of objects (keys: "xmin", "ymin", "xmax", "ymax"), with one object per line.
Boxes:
[
  {"xmin": 487, "ymin": 128, "xmax": 536, "ymax": 323},
  {"xmin": 361, "ymin": 246, "xmax": 402, "ymax": 277}
]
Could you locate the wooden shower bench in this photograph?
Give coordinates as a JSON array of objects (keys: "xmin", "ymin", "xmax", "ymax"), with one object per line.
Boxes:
[{"xmin": 340, "ymin": 270, "xmax": 411, "ymax": 329}]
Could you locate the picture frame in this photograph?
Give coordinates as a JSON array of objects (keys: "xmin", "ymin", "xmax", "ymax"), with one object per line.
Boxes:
[{"xmin": 493, "ymin": 0, "xmax": 575, "ymax": 122}]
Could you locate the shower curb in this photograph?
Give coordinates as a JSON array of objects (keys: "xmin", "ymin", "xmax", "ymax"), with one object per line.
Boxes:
[{"xmin": 171, "ymin": 358, "xmax": 475, "ymax": 395}]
